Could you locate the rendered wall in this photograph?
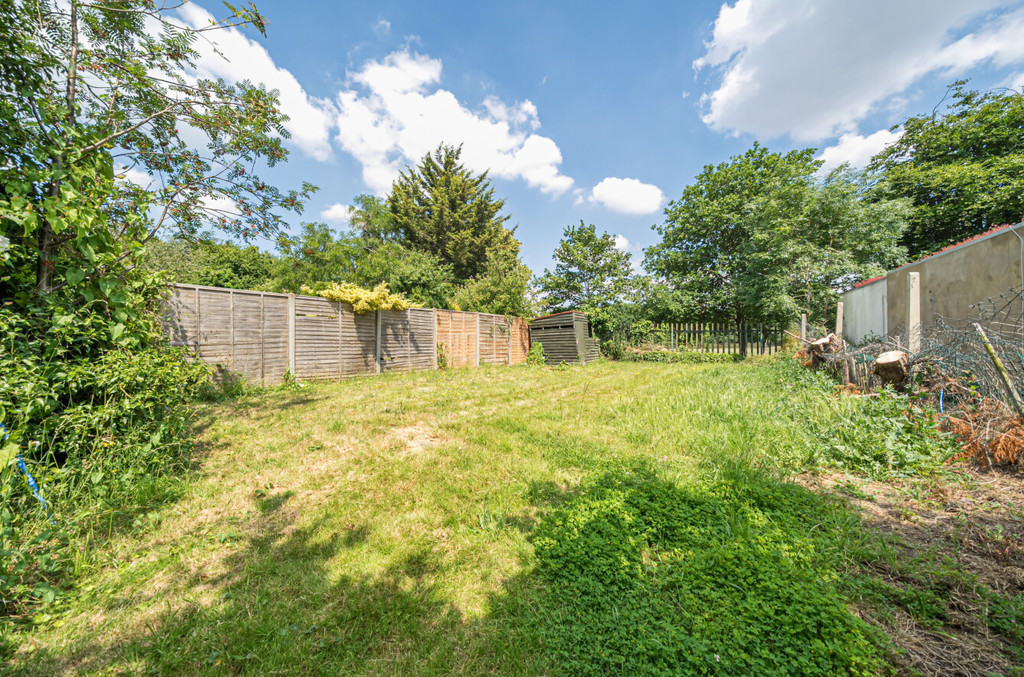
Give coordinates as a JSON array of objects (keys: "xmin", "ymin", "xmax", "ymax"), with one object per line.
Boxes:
[
  {"xmin": 841, "ymin": 278, "xmax": 887, "ymax": 345},
  {"xmin": 887, "ymin": 223, "xmax": 1024, "ymax": 335}
]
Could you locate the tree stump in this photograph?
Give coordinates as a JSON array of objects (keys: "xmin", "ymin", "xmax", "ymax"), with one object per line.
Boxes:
[
  {"xmin": 808, "ymin": 334, "xmax": 837, "ymax": 371},
  {"xmin": 873, "ymin": 350, "xmax": 909, "ymax": 387}
]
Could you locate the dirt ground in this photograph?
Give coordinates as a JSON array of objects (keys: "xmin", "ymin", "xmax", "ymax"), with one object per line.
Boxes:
[{"xmin": 797, "ymin": 466, "xmax": 1024, "ymax": 677}]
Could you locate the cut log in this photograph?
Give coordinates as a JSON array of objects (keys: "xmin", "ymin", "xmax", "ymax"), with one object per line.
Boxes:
[
  {"xmin": 808, "ymin": 333, "xmax": 837, "ymax": 371},
  {"xmin": 873, "ymin": 350, "xmax": 909, "ymax": 387}
]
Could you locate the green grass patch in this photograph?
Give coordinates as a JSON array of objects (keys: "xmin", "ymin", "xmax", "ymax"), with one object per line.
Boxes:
[{"xmin": 3, "ymin": 359, "xmax": 1007, "ymax": 675}]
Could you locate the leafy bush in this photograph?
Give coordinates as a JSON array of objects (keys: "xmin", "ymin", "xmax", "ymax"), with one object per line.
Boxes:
[
  {"xmin": 624, "ymin": 349, "xmax": 744, "ymax": 364},
  {"xmin": 532, "ymin": 467, "xmax": 886, "ymax": 676},
  {"xmin": 813, "ymin": 390, "xmax": 958, "ymax": 477},
  {"xmin": 0, "ymin": 286, "xmax": 209, "ymax": 616},
  {"xmin": 600, "ymin": 339, "xmax": 626, "ymax": 361},
  {"xmin": 301, "ymin": 281, "xmax": 418, "ymax": 312},
  {"xmin": 526, "ymin": 342, "xmax": 546, "ymax": 366},
  {"xmin": 763, "ymin": 359, "xmax": 958, "ymax": 477}
]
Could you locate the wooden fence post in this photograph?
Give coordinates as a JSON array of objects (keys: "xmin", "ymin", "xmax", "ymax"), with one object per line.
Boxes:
[
  {"xmin": 229, "ymin": 290, "xmax": 235, "ymax": 373},
  {"xmin": 260, "ymin": 294, "xmax": 266, "ymax": 386},
  {"xmin": 433, "ymin": 310, "xmax": 439, "ymax": 370},
  {"xmin": 800, "ymin": 314, "xmax": 807, "ymax": 342},
  {"xmin": 287, "ymin": 293, "xmax": 296, "ymax": 376},
  {"xmin": 507, "ymin": 318, "xmax": 512, "ymax": 365},
  {"xmin": 476, "ymin": 313, "xmax": 481, "ymax": 367},
  {"xmin": 194, "ymin": 286, "xmax": 201, "ymax": 354},
  {"xmin": 338, "ymin": 301, "xmax": 344, "ymax": 379},
  {"xmin": 835, "ymin": 301, "xmax": 844, "ymax": 339},
  {"xmin": 375, "ymin": 309, "xmax": 382, "ymax": 374},
  {"xmin": 908, "ymin": 272, "xmax": 921, "ymax": 355}
]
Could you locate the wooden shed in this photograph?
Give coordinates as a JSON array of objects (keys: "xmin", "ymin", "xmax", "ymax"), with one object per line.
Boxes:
[{"xmin": 529, "ymin": 311, "xmax": 600, "ymax": 365}]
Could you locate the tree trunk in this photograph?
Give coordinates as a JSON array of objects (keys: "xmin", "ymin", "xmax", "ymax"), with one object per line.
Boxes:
[{"xmin": 873, "ymin": 350, "xmax": 909, "ymax": 387}]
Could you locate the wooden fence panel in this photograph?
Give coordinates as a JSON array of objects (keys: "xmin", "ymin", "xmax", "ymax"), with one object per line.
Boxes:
[
  {"xmin": 295, "ymin": 296, "xmax": 341, "ymax": 380},
  {"xmin": 510, "ymin": 317, "xmax": 530, "ymax": 364},
  {"xmin": 478, "ymin": 314, "xmax": 509, "ymax": 365},
  {"xmin": 164, "ymin": 284, "xmax": 527, "ymax": 383},
  {"xmin": 340, "ymin": 305, "xmax": 377, "ymax": 377},
  {"xmin": 436, "ymin": 310, "xmax": 478, "ymax": 368},
  {"xmin": 379, "ymin": 309, "xmax": 434, "ymax": 373},
  {"xmin": 262, "ymin": 295, "xmax": 290, "ymax": 384}
]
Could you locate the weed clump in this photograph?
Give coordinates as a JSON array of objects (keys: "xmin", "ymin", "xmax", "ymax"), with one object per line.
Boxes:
[{"xmin": 533, "ymin": 466, "xmax": 887, "ymax": 676}]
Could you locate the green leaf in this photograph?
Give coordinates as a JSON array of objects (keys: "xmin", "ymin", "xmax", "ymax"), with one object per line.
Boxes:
[
  {"xmin": 0, "ymin": 442, "xmax": 20, "ymax": 468},
  {"xmin": 65, "ymin": 267, "xmax": 85, "ymax": 285}
]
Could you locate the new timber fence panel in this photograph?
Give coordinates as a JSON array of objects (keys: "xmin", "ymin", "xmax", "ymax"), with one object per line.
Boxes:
[
  {"xmin": 479, "ymin": 313, "xmax": 511, "ymax": 365},
  {"xmin": 436, "ymin": 310, "xmax": 479, "ymax": 368},
  {"xmin": 510, "ymin": 317, "xmax": 529, "ymax": 365},
  {"xmin": 164, "ymin": 284, "xmax": 528, "ymax": 383}
]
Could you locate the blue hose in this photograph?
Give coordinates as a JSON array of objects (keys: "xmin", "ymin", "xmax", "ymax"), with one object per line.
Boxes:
[{"xmin": 2, "ymin": 423, "xmax": 55, "ymax": 524}]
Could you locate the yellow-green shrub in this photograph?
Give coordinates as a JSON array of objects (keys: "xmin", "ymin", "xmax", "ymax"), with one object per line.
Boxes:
[{"xmin": 301, "ymin": 282, "xmax": 420, "ymax": 313}]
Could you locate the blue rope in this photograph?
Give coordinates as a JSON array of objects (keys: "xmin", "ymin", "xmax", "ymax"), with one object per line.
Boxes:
[
  {"xmin": 2, "ymin": 423, "xmax": 55, "ymax": 524},
  {"xmin": 939, "ymin": 389, "xmax": 945, "ymax": 414}
]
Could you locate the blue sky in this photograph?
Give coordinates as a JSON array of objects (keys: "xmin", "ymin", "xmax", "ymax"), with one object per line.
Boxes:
[{"xmin": 176, "ymin": 0, "xmax": 1024, "ymax": 275}]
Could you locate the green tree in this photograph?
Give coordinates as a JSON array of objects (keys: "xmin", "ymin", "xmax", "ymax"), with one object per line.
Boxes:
[
  {"xmin": 645, "ymin": 144, "xmax": 908, "ymax": 327},
  {"xmin": 268, "ymin": 222, "xmax": 456, "ymax": 309},
  {"xmin": 0, "ymin": 0, "xmax": 313, "ymax": 303},
  {"xmin": 143, "ymin": 238, "xmax": 276, "ymax": 290},
  {"xmin": 452, "ymin": 245, "xmax": 535, "ymax": 317},
  {"xmin": 537, "ymin": 221, "xmax": 635, "ymax": 326},
  {"xmin": 871, "ymin": 82, "xmax": 1024, "ymax": 257},
  {"xmin": 387, "ymin": 144, "xmax": 518, "ymax": 281}
]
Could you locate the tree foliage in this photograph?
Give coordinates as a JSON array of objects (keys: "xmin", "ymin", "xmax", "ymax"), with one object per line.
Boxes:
[
  {"xmin": 0, "ymin": 0, "xmax": 310, "ymax": 613},
  {"xmin": 646, "ymin": 144, "xmax": 909, "ymax": 325},
  {"xmin": 142, "ymin": 238, "xmax": 275, "ymax": 290},
  {"xmin": 871, "ymin": 82, "xmax": 1024, "ymax": 257},
  {"xmin": 538, "ymin": 222, "xmax": 634, "ymax": 312},
  {"xmin": 1, "ymin": 0, "xmax": 313, "ymax": 302},
  {"xmin": 388, "ymin": 144, "xmax": 518, "ymax": 282}
]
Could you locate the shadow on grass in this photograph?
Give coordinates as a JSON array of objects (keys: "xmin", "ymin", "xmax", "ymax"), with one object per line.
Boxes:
[
  {"xmin": 25, "ymin": 461, "xmax": 1004, "ymax": 676},
  {"xmin": 18, "ymin": 489, "xmax": 547, "ymax": 676}
]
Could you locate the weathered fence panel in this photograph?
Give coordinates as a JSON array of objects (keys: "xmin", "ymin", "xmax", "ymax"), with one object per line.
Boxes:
[
  {"xmin": 380, "ymin": 308, "xmax": 436, "ymax": 374},
  {"xmin": 164, "ymin": 284, "xmax": 529, "ymax": 385}
]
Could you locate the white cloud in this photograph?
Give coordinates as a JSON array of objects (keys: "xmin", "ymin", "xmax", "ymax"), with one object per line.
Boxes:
[
  {"xmin": 695, "ymin": 0, "xmax": 1024, "ymax": 141},
  {"xmin": 614, "ymin": 234, "xmax": 630, "ymax": 251},
  {"xmin": 333, "ymin": 49, "xmax": 575, "ymax": 195},
  {"xmin": 321, "ymin": 203, "xmax": 354, "ymax": 224},
  {"xmin": 817, "ymin": 129, "xmax": 903, "ymax": 172},
  {"xmin": 177, "ymin": 4, "xmax": 338, "ymax": 161},
  {"xmin": 374, "ymin": 18, "xmax": 391, "ymax": 35},
  {"xmin": 116, "ymin": 165, "xmax": 155, "ymax": 189},
  {"xmin": 170, "ymin": 9, "xmax": 575, "ymax": 200},
  {"xmin": 590, "ymin": 178, "xmax": 666, "ymax": 215}
]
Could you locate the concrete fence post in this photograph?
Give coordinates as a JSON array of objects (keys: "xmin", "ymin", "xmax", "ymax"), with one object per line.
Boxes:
[
  {"xmin": 800, "ymin": 314, "xmax": 807, "ymax": 342},
  {"xmin": 835, "ymin": 302, "xmax": 844, "ymax": 339},
  {"xmin": 908, "ymin": 272, "xmax": 921, "ymax": 355}
]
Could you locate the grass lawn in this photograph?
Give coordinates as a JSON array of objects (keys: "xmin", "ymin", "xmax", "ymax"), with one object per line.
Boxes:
[{"xmin": 7, "ymin": 360, "xmax": 1024, "ymax": 675}]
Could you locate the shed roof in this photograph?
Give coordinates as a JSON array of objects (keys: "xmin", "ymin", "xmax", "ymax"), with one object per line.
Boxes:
[{"xmin": 531, "ymin": 310, "xmax": 587, "ymax": 322}]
